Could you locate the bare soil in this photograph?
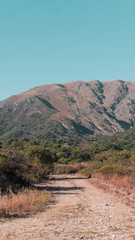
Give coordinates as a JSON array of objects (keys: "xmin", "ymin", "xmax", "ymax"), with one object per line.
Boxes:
[{"xmin": 0, "ymin": 174, "xmax": 135, "ymax": 240}]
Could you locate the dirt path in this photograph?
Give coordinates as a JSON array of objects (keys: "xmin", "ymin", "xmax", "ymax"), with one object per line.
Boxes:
[{"xmin": 0, "ymin": 174, "xmax": 135, "ymax": 240}]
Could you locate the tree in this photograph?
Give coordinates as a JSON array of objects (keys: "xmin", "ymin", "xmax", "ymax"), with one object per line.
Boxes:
[{"xmin": 24, "ymin": 146, "xmax": 55, "ymax": 181}]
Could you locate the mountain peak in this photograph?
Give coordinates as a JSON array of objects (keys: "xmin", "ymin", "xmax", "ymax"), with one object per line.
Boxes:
[{"xmin": 0, "ymin": 80, "xmax": 135, "ymax": 139}]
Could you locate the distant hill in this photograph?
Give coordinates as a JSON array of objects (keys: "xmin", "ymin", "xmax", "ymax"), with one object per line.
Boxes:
[{"xmin": 0, "ymin": 79, "xmax": 135, "ymax": 139}]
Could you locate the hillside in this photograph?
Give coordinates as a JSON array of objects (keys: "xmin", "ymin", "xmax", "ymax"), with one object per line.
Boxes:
[{"xmin": 0, "ymin": 79, "xmax": 135, "ymax": 139}]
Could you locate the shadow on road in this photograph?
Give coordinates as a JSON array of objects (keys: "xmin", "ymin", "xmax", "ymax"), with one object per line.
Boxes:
[
  {"xmin": 51, "ymin": 177, "xmax": 88, "ymax": 181},
  {"xmin": 34, "ymin": 175, "xmax": 85, "ymax": 195},
  {"xmin": 35, "ymin": 186, "xmax": 84, "ymax": 192},
  {"xmin": 53, "ymin": 192, "xmax": 78, "ymax": 195}
]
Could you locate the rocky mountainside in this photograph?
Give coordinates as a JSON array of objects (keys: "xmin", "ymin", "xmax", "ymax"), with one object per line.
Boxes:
[{"xmin": 0, "ymin": 79, "xmax": 135, "ymax": 139}]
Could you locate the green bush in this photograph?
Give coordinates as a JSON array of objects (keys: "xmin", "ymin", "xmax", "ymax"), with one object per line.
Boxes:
[
  {"xmin": 95, "ymin": 165, "xmax": 116, "ymax": 175},
  {"xmin": 79, "ymin": 161, "xmax": 102, "ymax": 178},
  {"xmin": 24, "ymin": 146, "xmax": 55, "ymax": 181}
]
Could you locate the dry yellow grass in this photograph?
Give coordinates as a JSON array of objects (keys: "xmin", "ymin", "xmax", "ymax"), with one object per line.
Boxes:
[
  {"xmin": 93, "ymin": 172, "xmax": 135, "ymax": 193},
  {"xmin": 107, "ymin": 174, "xmax": 135, "ymax": 192},
  {"xmin": 0, "ymin": 189, "xmax": 50, "ymax": 218}
]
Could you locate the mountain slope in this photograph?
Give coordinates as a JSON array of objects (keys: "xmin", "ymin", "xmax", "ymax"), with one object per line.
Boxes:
[{"xmin": 0, "ymin": 79, "xmax": 135, "ymax": 139}]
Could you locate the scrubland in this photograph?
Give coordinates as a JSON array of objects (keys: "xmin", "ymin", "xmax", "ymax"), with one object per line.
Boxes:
[{"xmin": 0, "ymin": 133, "xmax": 135, "ymax": 221}]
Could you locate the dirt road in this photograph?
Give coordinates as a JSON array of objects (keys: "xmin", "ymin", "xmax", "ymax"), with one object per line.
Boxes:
[{"xmin": 0, "ymin": 175, "xmax": 135, "ymax": 240}]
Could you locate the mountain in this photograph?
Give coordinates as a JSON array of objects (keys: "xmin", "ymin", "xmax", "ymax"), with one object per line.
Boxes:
[{"xmin": 0, "ymin": 79, "xmax": 135, "ymax": 139}]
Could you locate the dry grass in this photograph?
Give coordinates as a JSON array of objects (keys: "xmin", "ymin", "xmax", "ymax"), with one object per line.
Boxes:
[
  {"xmin": 54, "ymin": 163, "xmax": 87, "ymax": 174},
  {"xmin": 93, "ymin": 172, "xmax": 135, "ymax": 193},
  {"xmin": 0, "ymin": 189, "xmax": 51, "ymax": 218},
  {"xmin": 107, "ymin": 174, "xmax": 135, "ymax": 192}
]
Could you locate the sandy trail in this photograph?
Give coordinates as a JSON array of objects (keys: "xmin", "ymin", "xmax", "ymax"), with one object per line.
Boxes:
[{"xmin": 0, "ymin": 174, "xmax": 135, "ymax": 240}]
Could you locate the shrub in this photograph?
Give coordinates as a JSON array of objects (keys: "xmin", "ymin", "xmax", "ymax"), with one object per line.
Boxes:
[
  {"xmin": 79, "ymin": 161, "xmax": 102, "ymax": 178},
  {"xmin": 0, "ymin": 151, "xmax": 30, "ymax": 194},
  {"xmin": 54, "ymin": 163, "xmax": 85, "ymax": 174},
  {"xmin": 95, "ymin": 165, "xmax": 116, "ymax": 175},
  {"xmin": 24, "ymin": 146, "xmax": 55, "ymax": 181}
]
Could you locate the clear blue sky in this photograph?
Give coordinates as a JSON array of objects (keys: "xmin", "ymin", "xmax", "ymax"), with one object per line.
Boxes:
[{"xmin": 0, "ymin": 0, "xmax": 135, "ymax": 100}]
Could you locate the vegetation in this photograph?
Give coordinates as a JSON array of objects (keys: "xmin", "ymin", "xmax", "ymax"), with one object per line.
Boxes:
[
  {"xmin": 1, "ymin": 127, "xmax": 135, "ymax": 174},
  {"xmin": 0, "ymin": 144, "xmax": 54, "ymax": 218},
  {"xmin": 0, "ymin": 189, "xmax": 50, "ymax": 218},
  {"xmin": 0, "ymin": 127, "xmax": 135, "ymax": 218},
  {"xmin": 0, "ymin": 147, "xmax": 55, "ymax": 194}
]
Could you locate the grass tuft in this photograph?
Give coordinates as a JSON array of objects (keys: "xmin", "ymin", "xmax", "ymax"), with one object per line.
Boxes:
[{"xmin": 0, "ymin": 189, "xmax": 50, "ymax": 218}]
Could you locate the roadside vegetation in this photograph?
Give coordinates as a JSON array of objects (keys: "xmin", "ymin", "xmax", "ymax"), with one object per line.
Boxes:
[
  {"xmin": 0, "ymin": 127, "xmax": 135, "ymax": 217},
  {"xmin": 0, "ymin": 145, "xmax": 54, "ymax": 218},
  {"xmin": 0, "ymin": 189, "xmax": 51, "ymax": 218}
]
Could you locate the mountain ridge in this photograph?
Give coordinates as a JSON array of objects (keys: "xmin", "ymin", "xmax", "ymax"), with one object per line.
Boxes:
[{"xmin": 0, "ymin": 79, "xmax": 135, "ymax": 139}]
